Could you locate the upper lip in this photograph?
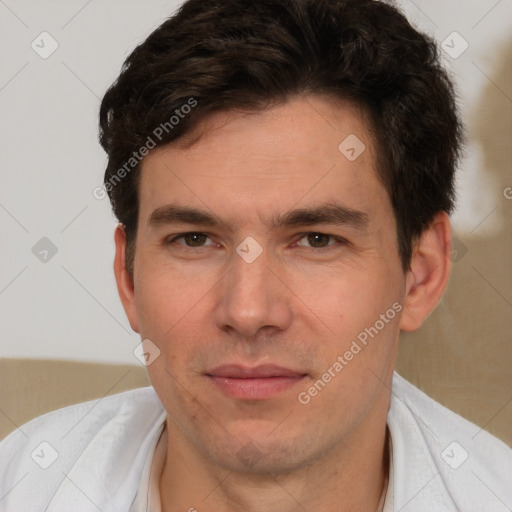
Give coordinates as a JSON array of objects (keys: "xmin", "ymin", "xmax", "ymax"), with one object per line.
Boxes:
[{"xmin": 207, "ymin": 364, "xmax": 306, "ymax": 379}]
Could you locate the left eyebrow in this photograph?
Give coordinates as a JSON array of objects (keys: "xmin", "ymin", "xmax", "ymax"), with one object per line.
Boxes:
[{"xmin": 271, "ymin": 203, "xmax": 369, "ymax": 231}]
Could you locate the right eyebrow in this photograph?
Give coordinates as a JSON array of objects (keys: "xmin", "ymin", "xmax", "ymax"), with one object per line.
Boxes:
[
  {"xmin": 149, "ymin": 205, "xmax": 218, "ymax": 226},
  {"xmin": 147, "ymin": 204, "xmax": 233, "ymax": 232}
]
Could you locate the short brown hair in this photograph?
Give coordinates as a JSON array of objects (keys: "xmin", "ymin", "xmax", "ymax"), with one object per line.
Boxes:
[{"xmin": 99, "ymin": 0, "xmax": 463, "ymax": 275}]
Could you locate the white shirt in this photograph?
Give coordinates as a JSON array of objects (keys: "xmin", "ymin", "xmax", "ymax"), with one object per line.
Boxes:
[{"xmin": 0, "ymin": 373, "xmax": 510, "ymax": 511}]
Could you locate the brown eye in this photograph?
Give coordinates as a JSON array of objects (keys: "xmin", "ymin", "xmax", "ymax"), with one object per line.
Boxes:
[
  {"xmin": 182, "ymin": 233, "xmax": 208, "ymax": 247},
  {"xmin": 295, "ymin": 232, "xmax": 338, "ymax": 249},
  {"xmin": 168, "ymin": 232, "xmax": 213, "ymax": 248},
  {"xmin": 306, "ymin": 233, "xmax": 332, "ymax": 248}
]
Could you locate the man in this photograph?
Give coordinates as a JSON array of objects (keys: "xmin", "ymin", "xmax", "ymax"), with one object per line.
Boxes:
[{"xmin": 1, "ymin": 0, "xmax": 511, "ymax": 510}]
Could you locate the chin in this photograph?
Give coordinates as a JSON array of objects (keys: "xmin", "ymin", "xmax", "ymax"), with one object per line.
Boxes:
[{"xmin": 201, "ymin": 426, "xmax": 325, "ymax": 476}]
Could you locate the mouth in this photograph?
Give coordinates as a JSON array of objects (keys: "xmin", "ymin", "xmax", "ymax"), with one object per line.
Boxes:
[{"xmin": 206, "ymin": 364, "xmax": 308, "ymax": 400}]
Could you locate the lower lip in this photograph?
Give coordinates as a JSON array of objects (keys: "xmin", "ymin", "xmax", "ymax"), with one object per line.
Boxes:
[{"xmin": 208, "ymin": 375, "xmax": 306, "ymax": 400}]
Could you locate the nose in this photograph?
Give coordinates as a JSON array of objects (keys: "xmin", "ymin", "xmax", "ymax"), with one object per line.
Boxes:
[{"xmin": 214, "ymin": 246, "xmax": 293, "ymax": 339}]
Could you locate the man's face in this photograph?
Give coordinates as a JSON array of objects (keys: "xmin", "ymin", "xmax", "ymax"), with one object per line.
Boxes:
[{"xmin": 123, "ymin": 95, "xmax": 407, "ymax": 474}]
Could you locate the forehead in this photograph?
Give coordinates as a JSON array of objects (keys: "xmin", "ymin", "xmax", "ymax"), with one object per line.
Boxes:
[
  {"xmin": 170, "ymin": 94, "xmax": 375, "ymax": 168},
  {"xmin": 137, "ymin": 95, "xmax": 388, "ymax": 227}
]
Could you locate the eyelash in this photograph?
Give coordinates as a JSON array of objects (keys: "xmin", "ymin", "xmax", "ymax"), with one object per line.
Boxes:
[{"xmin": 166, "ymin": 232, "xmax": 348, "ymax": 251}]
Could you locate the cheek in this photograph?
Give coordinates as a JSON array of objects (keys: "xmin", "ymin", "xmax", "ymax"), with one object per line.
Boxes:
[
  {"xmin": 299, "ymin": 264, "xmax": 394, "ymax": 327},
  {"xmin": 134, "ymin": 256, "xmax": 215, "ymax": 337},
  {"xmin": 301, "ymin": 263, "xmax": 403, "ymax": 379},
  {"xmin": 135, "ymin": 268, "xmax": 211, "ymax": 407}
]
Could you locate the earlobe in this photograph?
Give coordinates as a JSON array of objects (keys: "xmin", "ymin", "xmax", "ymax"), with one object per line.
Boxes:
[
  {"xmin": 113, "ymin": 224, "xmax": 140, "ymax": 333},
  {"xmin": 399, "ymin": 212, "xmax": 452, "ymax": 332}
]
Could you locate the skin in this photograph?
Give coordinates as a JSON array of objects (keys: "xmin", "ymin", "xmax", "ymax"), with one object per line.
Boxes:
[{"xmin": 114, "ymin": 94, "xmax": 452, "ymax": 512}]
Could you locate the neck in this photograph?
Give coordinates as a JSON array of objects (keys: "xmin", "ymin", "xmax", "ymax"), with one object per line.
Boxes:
[{"xmin": 159, "ymin": 402, "xmax": 390, "ymax": 512}]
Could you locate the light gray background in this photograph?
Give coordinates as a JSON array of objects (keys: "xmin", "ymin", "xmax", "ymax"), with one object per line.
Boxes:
[{"xmin": 1, "ymin": 0, "xmax": 511, "ymax": 365}]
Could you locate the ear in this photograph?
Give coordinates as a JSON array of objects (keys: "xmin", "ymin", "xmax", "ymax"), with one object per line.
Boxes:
[
  {"xmin": 113, "ymin": 224, "xmax": 140, "ymax": 333},
  {"xmin": 400, "ymin": 212, "xmax": 452, "ymax": 332}
]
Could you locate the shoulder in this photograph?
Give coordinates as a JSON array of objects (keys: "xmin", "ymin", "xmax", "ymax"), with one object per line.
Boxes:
[
  {"xmin": 0, "ymin": 386, "xmax": 165, "ymax": 511},
  {"xmin": 388, "ymin": 372, "xmax": 512, "ymax": 512}
]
